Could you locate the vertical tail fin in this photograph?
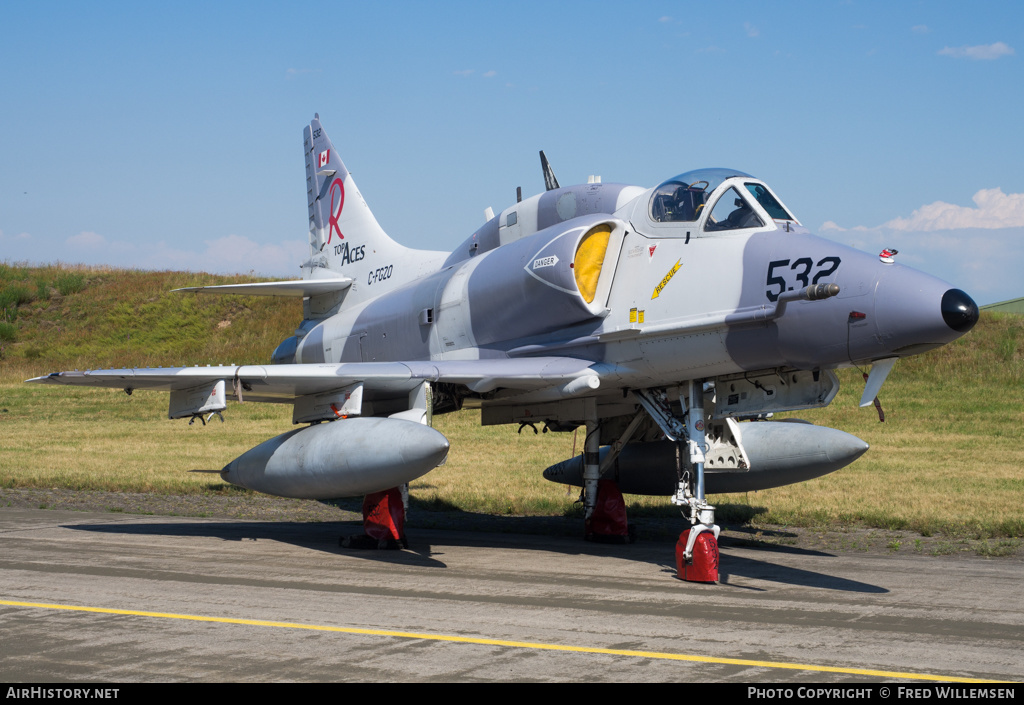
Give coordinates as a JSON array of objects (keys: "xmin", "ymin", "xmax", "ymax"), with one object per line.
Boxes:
[
  {"xmin": 304, "ymin": 115, "xmax": 392, "ymax": 264},
  {"xmin": 301, "ymin": 115, "xmax": 446, "ymax": 305}
]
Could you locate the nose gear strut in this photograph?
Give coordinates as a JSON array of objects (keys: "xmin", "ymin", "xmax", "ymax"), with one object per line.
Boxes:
[{"xmin": 637, "ymin": 381, "xmax": 720, "ymax": 582}]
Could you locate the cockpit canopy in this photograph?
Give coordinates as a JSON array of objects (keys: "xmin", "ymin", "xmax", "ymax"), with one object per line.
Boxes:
[
  {"xmin": 650, "ymin": 169, "xmax": 751, "ymax": 223},
  {"xmin": 649, "ymin": 168, "xmax": 796, "ymax": 230}
]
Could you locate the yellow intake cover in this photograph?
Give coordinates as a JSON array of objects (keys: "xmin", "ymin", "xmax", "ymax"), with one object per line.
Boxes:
[{"xmin": 573, "ymin": 225, "xmax": 611, "ymax": 303}]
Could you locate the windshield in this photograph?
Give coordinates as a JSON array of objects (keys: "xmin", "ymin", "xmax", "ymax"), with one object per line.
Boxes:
[
  {"xmin": 745, "ymin": 182, "xmax": 794, "ymax": 221},
  {"xmin": 704, "ymin": 187, "xmax": 765, "ymax": 232}
]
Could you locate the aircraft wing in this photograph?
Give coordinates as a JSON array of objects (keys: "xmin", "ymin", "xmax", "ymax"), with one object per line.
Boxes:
[{"xmin": 26, "ymin": 357, "xmax": 601, "ymax": 404}]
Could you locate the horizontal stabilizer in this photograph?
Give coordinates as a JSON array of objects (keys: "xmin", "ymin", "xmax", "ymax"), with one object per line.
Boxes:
[{"xmin": 174, "ymin": 278, "xmax": 353, "ymax": 298}]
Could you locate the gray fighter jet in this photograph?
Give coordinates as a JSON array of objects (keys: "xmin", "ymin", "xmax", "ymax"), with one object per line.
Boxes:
[{"xmin": 30, "ymin": 116, "xmax": 979, "ymax": 575}]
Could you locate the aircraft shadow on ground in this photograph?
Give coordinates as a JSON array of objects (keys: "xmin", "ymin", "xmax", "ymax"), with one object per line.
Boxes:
[
  {"xmin": 714, "ymin": 551, "xmax": 888, "ymax": 593},
  {"xmin": 64, "ymin": 513, "xmax": 888, "ymax": 593},
  {"xmin": 64, "ymin": 519, "xmax": 447, "ymax": 569}
]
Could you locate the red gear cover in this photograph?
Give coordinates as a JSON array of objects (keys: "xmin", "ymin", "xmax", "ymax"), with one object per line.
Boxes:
[
  {"xmin": 362, "ymin": 487, "xmax": 405, "ymax": 541},
  {"xmin": 676, "ymin": 528, "xmax": 719, "ymax": 583},
  {"xmin": 587, "ymin": 479, "xmax": 629, "ymax": 537}
]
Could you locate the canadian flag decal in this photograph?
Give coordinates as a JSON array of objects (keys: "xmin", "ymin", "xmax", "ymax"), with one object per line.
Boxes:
[{"xmin": 319, "ymin": 150, "xmax": 330, "ymax": 168}]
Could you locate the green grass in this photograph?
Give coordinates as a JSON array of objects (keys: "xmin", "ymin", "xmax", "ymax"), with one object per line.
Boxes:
[
  {"xmin": 1, "ymin": 264, "xmax": 1022, "ymax": 540},
  {"xmin": 0, "ymin": 264, "xmax": 300, "ymax": 369},
  {"xmin": 54, "ymin": 272, "xmax": 86, "ymax": 297}
]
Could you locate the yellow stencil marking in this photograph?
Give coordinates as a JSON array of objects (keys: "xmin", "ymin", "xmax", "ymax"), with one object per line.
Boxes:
[{"xmin": 652, "ymin": 259, "xmax": 682, "ymax": 299}]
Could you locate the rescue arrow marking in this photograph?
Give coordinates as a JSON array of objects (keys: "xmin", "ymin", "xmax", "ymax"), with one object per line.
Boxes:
[
  {"xmin": 0, "ymin": 600, "xmax": 997, "ymax": 683},
  {"xmin": 652, "ymin": 258, "xmax": 682, "ymax": 299}
]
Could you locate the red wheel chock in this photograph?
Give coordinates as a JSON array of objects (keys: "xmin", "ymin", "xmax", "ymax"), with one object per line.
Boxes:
[
  {"xmin": 676, "ymin": 528, "xmax": 719, "ymax": 583},
  {"xmin": 585, "ymin": 479, "xmax": 635, "ymax": 544},
  {"xmin": 341, "ymin": 487, "xmax": 408, "ymax": 549}
]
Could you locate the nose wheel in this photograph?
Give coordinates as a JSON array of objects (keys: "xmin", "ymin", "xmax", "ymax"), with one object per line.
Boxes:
[
  {"xmin": 676, "ymin": 518, "xmax": 720, "ymax": 583},
  {"xmin": 674, "ymin": 379, "xmax": 720, "ymax": 583}
]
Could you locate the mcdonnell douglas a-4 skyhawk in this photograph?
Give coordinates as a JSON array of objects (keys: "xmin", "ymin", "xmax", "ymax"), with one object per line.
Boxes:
[{"xmin": 31, "ymin": 116, "xmax": 979, "ymax": 581}]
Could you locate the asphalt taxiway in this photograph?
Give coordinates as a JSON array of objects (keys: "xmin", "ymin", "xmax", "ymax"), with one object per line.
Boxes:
[{"xmin": 0, "ymin": 506, "xmax": 1021, "ymax": 682}]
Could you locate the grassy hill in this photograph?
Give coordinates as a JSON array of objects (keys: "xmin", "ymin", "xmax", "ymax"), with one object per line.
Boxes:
[
  {"xmin": 1, "ymin": 263, "xmax": 1022, "ymax": 545},
  {"xmin": 0, "ymin": 263, "xmax": 299, "ymax": 371}
]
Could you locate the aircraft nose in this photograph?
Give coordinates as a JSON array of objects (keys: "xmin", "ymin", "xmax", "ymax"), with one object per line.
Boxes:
[
  {"xmin": 870, "ymin": 268, "xmax": 976, "ymax": 357},
  {"xmin": 941, "ymin": 288, "xmax": 979, "ymax": 333}
]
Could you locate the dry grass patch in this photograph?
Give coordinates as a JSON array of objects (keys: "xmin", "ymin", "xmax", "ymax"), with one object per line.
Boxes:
[{"xmin": 1, "ymin": 381, "xmax": 293, "ymax": 494}]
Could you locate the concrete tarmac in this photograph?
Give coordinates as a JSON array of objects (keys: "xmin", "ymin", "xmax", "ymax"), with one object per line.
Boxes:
[{"xmin": 0, "ymin": 506, "xmax": 1021, "ymax": 683}]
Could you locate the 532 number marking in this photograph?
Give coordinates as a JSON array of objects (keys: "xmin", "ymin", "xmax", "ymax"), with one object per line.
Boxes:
[{"xmin": 765, "ymin": 256, "xmax": 841, "ymax": 302}]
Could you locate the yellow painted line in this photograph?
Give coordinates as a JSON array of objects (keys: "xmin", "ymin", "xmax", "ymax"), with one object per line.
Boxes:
[{"xmin": 0, "ymin": 599, "xmax": 1001, "ymax": 683}]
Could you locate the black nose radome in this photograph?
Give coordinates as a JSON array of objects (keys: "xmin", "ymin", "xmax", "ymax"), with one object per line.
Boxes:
[{"xmin": 941, "ymin": 289, "xmax": 979, "ymax": 333}]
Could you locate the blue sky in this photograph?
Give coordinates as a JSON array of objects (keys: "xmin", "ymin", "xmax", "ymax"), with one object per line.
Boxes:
[{"xmin": 1, "ymin": 1, "xmax": 1021, "ymax": 304}]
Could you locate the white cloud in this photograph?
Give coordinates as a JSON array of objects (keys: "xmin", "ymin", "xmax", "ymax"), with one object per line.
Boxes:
[
  {"xmin": 884, "ymin": 188, "xmax": 1024, "ymax": 231},
  {"xmin": 65, "ymin": 231, "xmax": 107, "ymax": 248},
  {"xmin": 104, "ymin": 234, "xmax": 308, "ymax": 277},
  {"xmin": 827, "ymin": 225, "xmax": 1024, "ymax": 304},
  {"xmin": 820, "ymin": 221, "xmax": 869, "ymax": 233},
  {"xmin": 285, "ymin": 68, "xmax": 316, "ymax": 79},
  {"xmin": 0, "ymin": 229, "xmax": 31, "ymax": 242},
  {"xmin": 0, "ymin": 228, "xmax": 37, "ymax": 264},
  {"xmin": 454, "ymin": 69, "xmax": 497, "ymax": 79},
  {"xmin": 938, "ymin": 42, "xmax": 1014, "ymax": 60},
  {"xmin": 818, "ymin": 189, "xmax": 1024, "ymax": 304},
  {"xmin": 658, "ymin": 16, "xmax": 673, "ymax": 23},
  {"xmin": 186, "ymin": 234, "xmax": 307, "ymax": 276},
  {"xmin": 911, "ymin": 25, "xmax": 930, "ymax": 34},
  {"xmin": 744, "ymin": 22, "xmax": 759, "ymax": 38},
  {"xmin": 5, "ymin": 228, "xmax": 306, "ymax": 278}
]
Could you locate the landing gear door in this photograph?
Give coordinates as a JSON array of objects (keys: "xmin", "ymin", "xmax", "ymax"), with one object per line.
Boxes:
[{"xmin": 713, "ymin": 369, "xmax": 840, "ymax": 417}]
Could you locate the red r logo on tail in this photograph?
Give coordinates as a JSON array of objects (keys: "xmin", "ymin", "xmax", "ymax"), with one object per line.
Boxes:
[{"xmin": 327, "ymin": 178, "xmax": 345, "ymax": 244}]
